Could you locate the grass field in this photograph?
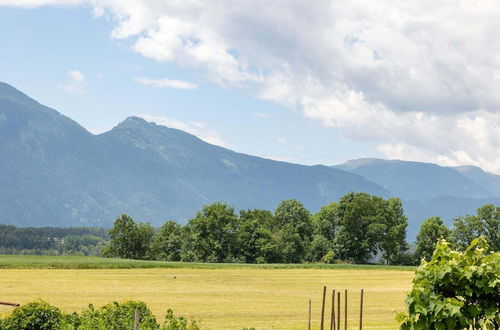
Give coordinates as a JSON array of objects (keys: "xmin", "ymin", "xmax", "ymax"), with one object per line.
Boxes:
[
  {"xmin": 0, "ymin": 254, "xmax": 415, "ymax": 270},
  {"xmin": 0, "ymin": 255, "xmax": 415, "ymax": 329}
]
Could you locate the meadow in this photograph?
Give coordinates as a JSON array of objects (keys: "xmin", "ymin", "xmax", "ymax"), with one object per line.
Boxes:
[{"xmin": 0, "ymin": 255, "xmax": 415, "ymax": 329}]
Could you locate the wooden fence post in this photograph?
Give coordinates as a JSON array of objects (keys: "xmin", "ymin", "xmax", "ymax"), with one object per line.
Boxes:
[
  {"xmin": 337, "ymin": 291, "xmax": 341, "ymax": 330},
  {"xmin": 308, "ymin": 299, "xmax": 312, "ymax": 330},
  {"xmin": 134, "ymin": 308, "xmax": 140, "ymax": 330},
  {"xmin": 344, "ymin": 289, "xmax": 348, "ymax": 330},
  {"xmin": 359, "ymin": 289, "xmax": 364, "ymax": 330},
  {"xmin": 330, "ymin": 289, "xmax": 335, "ymax": 330},
  {"xmin": 321, "ymin": 286, "xmax": 327, "ymax": 330}
]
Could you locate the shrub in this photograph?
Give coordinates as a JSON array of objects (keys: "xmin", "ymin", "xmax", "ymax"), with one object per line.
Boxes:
[
  {"xmin": 78, "ymin": 301, "xmax": 158, "ymax": 329},
  {"xmin": 397, "ymin": 237, "xmax": 500, "ymax": 329},
  {"xmin": 321, "ymin": 250, "xmax": 336, "ymax": 264},
  {"xmin": 2, "ymin": 300, "xmax": 64, "ymax": 330},
  {"xmin": 0, "ymin": 300, "xmax": 200, "ymax": 330},
  {"xmin": 161, "ymin": 309, "xmax": 201, "ymax": 330}
]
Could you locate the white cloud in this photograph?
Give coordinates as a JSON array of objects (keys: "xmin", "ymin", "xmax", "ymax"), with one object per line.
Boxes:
[
  {"xmin": 135, "ymin": 77, "xmax": 198, "ymax": 90},
  {"xmin": 137, "ymin": 114, "xmax": 230, "ymax": 148},
  {"xmin": 277, "ymin": 138, "xmax": 286, "ymax": 144},
  {"xmin": 62, "ymin": 69, "xmax": 87, "ymax": 94},
  {"xmin": 4, "ymin": 0, "xmax": 500, "ymax": 172}
]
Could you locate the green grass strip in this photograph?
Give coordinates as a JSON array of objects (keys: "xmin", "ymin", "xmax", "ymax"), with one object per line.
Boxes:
[{"xmin": 0, "ymin": 254, "xmax": 416, "ymax": 270}]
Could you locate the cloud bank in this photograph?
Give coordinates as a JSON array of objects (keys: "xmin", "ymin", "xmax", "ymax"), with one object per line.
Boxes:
[{"xmin": 3, "ymin": 0, "xmax": 500, "ymax": 172}]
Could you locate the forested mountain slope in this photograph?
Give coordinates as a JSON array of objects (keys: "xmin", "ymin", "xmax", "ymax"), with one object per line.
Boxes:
[{"xmin": 0, "ymin": 82, "xmax": 388, "ymax": 227}]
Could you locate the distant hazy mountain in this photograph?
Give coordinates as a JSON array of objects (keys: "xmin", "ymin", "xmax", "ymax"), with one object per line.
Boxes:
[
  {"xmin": 2, "ymin": 82, "xmax": 498, "ymax": 239},
  {"xmin": 453, "ymin": 165, "xmax": 500, "ymax": 197},
  {"xmin": 334, "ymin": 158, "xmax": 500, "ymax": 238},
  {"xmin": 333, "ymin": 158, "xmax": 496, "ymax": 201},
  {"xmin": 0, "ymin": 82, "xmax": 389, "ymax": 227}
]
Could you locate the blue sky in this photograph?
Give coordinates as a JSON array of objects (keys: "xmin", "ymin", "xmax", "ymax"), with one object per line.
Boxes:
[
  {"xmin": 0, "ymin": 5, "xmax": 378, "ymax": 165},
  {"xmin": 1, "ymin": 1, "xmax": 499, "ymax": 172}
]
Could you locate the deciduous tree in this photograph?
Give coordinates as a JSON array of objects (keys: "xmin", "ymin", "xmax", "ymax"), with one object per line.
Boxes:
[
  {"xmin": 186, "ymin": 202, "xmax": 239, "ymax": 262},
  {"xmin": 415, "ymin": 216, "xmax": 451, "ymax": 261},
  {"xmin": 452, "ymin": 204, "xmax": 499, "ymax": 251}
]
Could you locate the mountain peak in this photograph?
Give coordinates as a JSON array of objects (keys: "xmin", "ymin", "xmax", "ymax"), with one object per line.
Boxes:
[
  {"xmin": 0, "ymin": 82, "xmax": 39, "ymax": 107},
  {"xmin": 117, "ymin": 116, "xmax": 150, "ymax": 127},
  {"xmin": 336, "ymin": 158, "xmax": 394, "ymax": 170},
  {"xmin": 453, "ymin": 165, "xmax": 485, "ymax": 174},
  {"xmin": 109, "ymin": 115, "xmax": 207, "ymax": 145}
]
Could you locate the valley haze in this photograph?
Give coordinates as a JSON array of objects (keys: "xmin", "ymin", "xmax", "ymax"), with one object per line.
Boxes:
[{"xmin": 1, "ymin": 82, "xmax": 499, "ymax": 239}]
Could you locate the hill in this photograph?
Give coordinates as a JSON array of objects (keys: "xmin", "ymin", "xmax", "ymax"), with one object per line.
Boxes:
[
  {"xmin": 334, "ymin": 158, "xmax": 500, "ymax": 238},
  {"xmin": 333, "ymin": 158, "xmax": 496, "ymax": 201},
  {"xmin": 0, "ymin": 82, "xmax": 388, "ymax": 227},
  {"xmin": 2, "ymin": 82, "xmax": 498, "ymax": 239}
]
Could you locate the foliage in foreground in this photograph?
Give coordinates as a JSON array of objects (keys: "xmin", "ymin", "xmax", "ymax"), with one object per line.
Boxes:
[
  {"xmin": 0, "ymin": 300, "xmax": 200, "ymax": 330},
  {"xmin": 398, "ymin": 237, "xmax": 500, "ymax": 329}
]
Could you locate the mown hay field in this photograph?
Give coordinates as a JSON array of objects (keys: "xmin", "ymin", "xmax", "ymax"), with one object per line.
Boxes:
[{"xmin": 0, "ymin": 257, "xmax": 414, "ymax": 329}]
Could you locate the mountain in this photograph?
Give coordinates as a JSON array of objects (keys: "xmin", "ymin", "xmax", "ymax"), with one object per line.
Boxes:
[
  {"xmin": 334, "ymin": 158, "xmax": 500, "ymax": 238},
  {"xmin": 333, "ymin": 158, "xmax": 496, "ymax": 201},
  {"xmin": 2, "ymin": 82, "xmax": 498, "ymax": 239},
  {"xmin": 453, "ymin": 165, "xmax": 500, "ymax": 197},
  {"xmin": 0, "ymin": 82, "xmax": 389, "ymax": 227}
]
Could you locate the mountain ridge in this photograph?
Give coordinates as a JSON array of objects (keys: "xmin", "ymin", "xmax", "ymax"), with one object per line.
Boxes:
[
  {"xmin": 1, "ymin": 82, "xmax": 499, "ymax": 240},
  {"xmin": 0, "ymin": 82, "xmax": 389, "ymax": 228}
]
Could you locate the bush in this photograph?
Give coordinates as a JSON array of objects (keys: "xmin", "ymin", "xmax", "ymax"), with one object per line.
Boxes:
[
  {"xmin": 321, "ymin": 250, "xmax": 336, "ymax": 264},
  {"xmin": 78, "ymin": 301, "xmax": 158, "ymax": 329},
  {"xmin": 162, "ymin": 309, "xmax": 201, "ymax": 330},
  {"xmin": 397, "ymin": 237, "xmax": 500, "ymax": 329},
  {"xmin": 0, "ymin": 300, "xmax": 199, "ymax": 330},
  {"xmin": 2, "ymin": 300, "xmax": 64, "ymax": 330}
]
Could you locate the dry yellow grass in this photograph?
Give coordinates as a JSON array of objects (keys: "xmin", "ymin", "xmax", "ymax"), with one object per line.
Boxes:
[{"xmin": 0, "ymin": 268, "xmax": 414, "ymax": 329}]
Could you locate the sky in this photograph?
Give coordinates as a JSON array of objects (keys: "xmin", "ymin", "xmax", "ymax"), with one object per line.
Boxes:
[{"xmin": 0, "ymin": 1, "xmax": 499, "ymax": 173}]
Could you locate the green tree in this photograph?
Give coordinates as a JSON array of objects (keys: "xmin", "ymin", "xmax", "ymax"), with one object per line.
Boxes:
[
  {"xmin": 307, "ymin": 202, "xmax": 339, "ymax": 263},
  {"xmin": 237, "ymin": 209, "xmax": 275, "ymax": 263},
  {"xmin": 376, "ymin": 198, "xmax": 408, "ymax": 264},
  {"xmin": 313, "ymin": 202, "xmax": 339, "ymax": 242},
  {"xmin": 273, "ymin": 199, "xmax": 313, "ymax": 263},
  {"xmin": 147, "ymin": 221, "xmax": 184, "ymax": 261},
  {"xmin": 332, "ymin": 192, "xmax": 382, "ymax": 263},
  {"xmin": 306, "ymin": 235, "xmax": 332, "ymax": 262},
  {"xmin": 398, "ymin": 237, "xmax": 500, "ymax": 329},
  {"xmin": 186, "ymin": 202, "xmax": 239, "ymax": 262},
  {"xmin": 415, "ymin": 216, "xmax": 451, "ymax": 262},
  {"xmin": 104, "ymin": 214, "xmax": 154, "ymax": 260},
  {"xmin": 452, "ymin": 204, "xmax": 499, "ymax": 251}
]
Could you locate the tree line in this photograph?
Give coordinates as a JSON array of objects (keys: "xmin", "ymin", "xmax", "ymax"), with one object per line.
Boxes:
[
  {"xmin": 414, "ymin": 203, "xmax": 499, "ymax": 261},
  {"xmin": 104, "ymin": 192, "xmax": 498, "ymax": 265},
  {"xmin": 104, "ymin": 192, "xmax": 409, "ymax": 264},
  {"xmin": 0, "ymin": 225, "xmax": 108, "ymax": 256},
  {"xmin": 1, "ymin": 193, "xmax": 497, "ymax": 264}
]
